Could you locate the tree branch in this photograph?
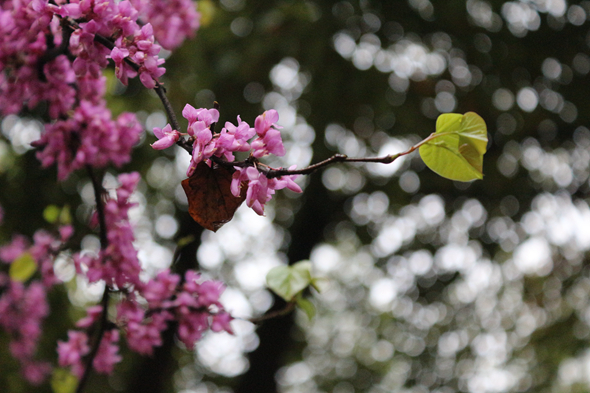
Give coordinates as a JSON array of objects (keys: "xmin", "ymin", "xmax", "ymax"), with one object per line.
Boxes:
[
  {"xmin": 71, "ymin": 16, "xmax": 446, "ymax": 182},
  {"xmin": 76, "ymin": 286, "xmax": 111, "ymax": 393},
  {"xmin": 76, "ymin": 167, "xmax": 111, "ymax": 393},
  {"xmin": 248, "ymin": 301, "xmax": 296, "ymax": 324}
]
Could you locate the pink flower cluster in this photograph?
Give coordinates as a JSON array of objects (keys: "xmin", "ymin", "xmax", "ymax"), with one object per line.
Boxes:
[
  {"xmin": 1, "ymin": 0, "xmax": 236, "ymax": 387},
  {"xmin": 32, "ymin": 101, "xmax": 142, "ymax": 180},
  {"xmin": 110, "ymin": 23, "xmax": 166, "ymax": 88},
  {"xmin": 1, "ymin": 0, "xmax": 200, "ymax": 181},
  {"xmin": 74, "ymin": 172, "xmax": 142, "ymax": 288},
  {"xmin": 0, "ymin": 226, "xmax": 73, "ymax": 384},
  {"xmin": 129, "ymin": 0, "xmax": 201, "ymax": 50},
  {"xmin": 0, "ymin": 279, "xmax": 51, "ymax": 384},
  {"xmin": 57, "ymin": 325, "xmax": 121, "ymax": 378},
  {"xmin": 58, "ymin": 269, "xmax": 233, "ymax": 377},
  {"xmin": 126, "ymin": 270, "xmax": 233, "ymax": 352},
  {"xmin": 49, "ymin": 0, "xmax": 168, "ymax": 88},
  {"xmin": 152, "ymin": 107, "xmax": 302, "ymax": 215},
  {"xmin": 231, "ymin": 165, "xmax": 302, "ymax": 215}
]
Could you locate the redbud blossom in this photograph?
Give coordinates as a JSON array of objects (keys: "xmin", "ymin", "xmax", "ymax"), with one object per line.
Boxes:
[
  {"xmin": 251, "ymin": 109, "xmax": 286, "ymax": 158},
  {"xmin": 93, "ymin": 330, "xmax": 122, "ymax": 375},
  {"xmin": 129, "ymin": 0, "xmax": 201, "ymax": 50},
  {"xmin": 74, "ymin": 172, "xmax": 142, "ymax": 288},
  {"xmin": 152, "ymin": 124, "xmax": 181, "ymax": 150},
  {"xmin": 231, "ymin": 165, "xmax": 302, "ymax": 216},
  {"xmin": 57, "ymin": 331, "xmax": 90, "ymax": 378}
]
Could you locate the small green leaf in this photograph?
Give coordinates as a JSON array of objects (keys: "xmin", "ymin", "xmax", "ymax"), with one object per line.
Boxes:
[
  {"xmin": 419, "ymin": 112, "xmax": 488, "ymax": 182},
  {"xmin": 295, "ymin": 296, "xmax": 316, "ymax": 320},
  {"xmin": 9, "ymin": 252, "xmax": 37, "ymax": 282},
  {"xmin": 59, "ymin": 205, "xmax": 72, "ymax": 225},
  {"xmin": 310, "ymin": 277, "xmax": 325, "ymax": 293},
  {"xmin": 51, "ymin": 368, "xmax": 78, "ymax": 393},
  {"xmin": 177, "ymin": 235, "xmax": 196, "ymax": 248},
  {"xmin": 197, "ymin": 0, "xmax": 216, "ymax": 26},
  {"xmin": 43, "ymin": 205, "xmax": 60, "ymax": 224},
  {"xmin": 44, "ymin": 205, "xmax": 72, "ymax": 225},
  {"xmin": 266, "ymin": 260, "xmax": 312, "ymax": 301}
]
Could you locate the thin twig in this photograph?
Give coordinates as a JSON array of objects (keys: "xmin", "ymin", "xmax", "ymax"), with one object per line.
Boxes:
[
  {"xmin": 37, "ymin": 20, "xmax": 74, "ymax": 80},
  {"xmin": 76, "ymin": 167, "xmax": 112, "ymax": 393},
  {"xmin": 263, "ymin": 131, "xmax": 444, "ymax": 178},
  {"xmin": 86, "ymin": 166, "xmax": 108, "ymax": 248},
  {"xmin": 76, "ymin": 287, "xmax": 110, "ymax": 393},
  {"xmin": 63, "ymin": 18, "xmax": 190, "ymax": 153},
  {"xmin": 72, "ymin": 16, "xmax": 447, "ymax": 181},
  {"xmin": 209, "ymin": 132, "xmax": 441, "ymax": 179},
  {"xmin": 248, "ymin": 301, "xmax": 296, "ymax": 324}
]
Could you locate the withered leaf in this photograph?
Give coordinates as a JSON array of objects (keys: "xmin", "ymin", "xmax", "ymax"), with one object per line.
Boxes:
[{"xmin": 182, "ymin": 161, "xmax": 246, "ymax": 232}]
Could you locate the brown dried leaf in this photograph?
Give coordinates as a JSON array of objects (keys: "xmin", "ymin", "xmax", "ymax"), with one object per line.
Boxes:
[{"xmin": 182, "ymin": 161, "xmax": 246, "ymax": 232}]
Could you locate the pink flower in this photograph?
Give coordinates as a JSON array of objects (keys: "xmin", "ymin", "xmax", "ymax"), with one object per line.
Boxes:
[
  {"xmin": 125, "ymin": 313, "xmax": 169, "ymax": 355},
  {"xmin": 140, "ymin": 269, "xmax": 180, "ymax": 308},
  {"xmin": 251, "ymin": 110, "xmax": 286, "ymax": 158},
  {"xmin": 183, "ymin": 105, "xmax": 219, "ymax": 132},
  {"xmin": 59, "ymin": 225, "xmax": 74, "ymax": 242},
  {"xmin": 76, "ymin": 305, "xmax": 104, "ymax": 329},
  {"xmin": 151, "ymin": 124, "xmax": 180, "ymax": 150},
  {"xmin": 110, "ymin": 47, "xmax": 137, "ymax": 85},
  {"xmin": 0, "ymin": 235, "xmax": 29, "ymax": 263},
  {"xmin": 93, "ymin": 330, "xmax": 122, "ymax": 374},
  {"xmin": 57, "ymin": 330, "xmax": 90, "ymax": 378},
  {"xmin": 21, "ymin": 360, "xmax": 51, "ymax": 385},
  {"xmin": 272, "ymin": 166, "xmax": 302, "ymax": 194},
  {"xmin": 182, "ymin": 105, "xmax": 220, "ymax": 176},
  {"xmin": 129, "ymin": 0, "xmax": 201, "ymax": 50},
  {"xmin": 231, "ymin": 166, "xmax": 302, "ymax": 215},
  {"xmin": 33, "ymin": 102, "xmax": 142, "ymax": 180},
  {"xmin": 211, "ymin": 312, "xmax": 233, "ymax": 334},
  {"xmin": 0, "ymin": 281, "xmax": 49, "ymax": 378},
  {"xmin": 177, "ymin": 312, "xmax": 208, "ymax": 349},
  {"xmin": 217, "ymin": 116, "xmax": 255, "ymax": 161},
  {"xmin": 194, "ymin": 280, "xmax": 225, "ymax": 308},
  {"xmin": 74, "ymin": 172, "xmax": 142, "ymax": 288}
]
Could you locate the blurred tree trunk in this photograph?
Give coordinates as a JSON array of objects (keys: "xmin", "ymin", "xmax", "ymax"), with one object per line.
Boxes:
[{"xmin": 235, "ymin": 173, "xmax": 340, "ymax": 392}]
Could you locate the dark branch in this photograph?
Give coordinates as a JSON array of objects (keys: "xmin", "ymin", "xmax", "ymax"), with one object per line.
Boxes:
[
  {"xmin": 37, "ymin": 20, "xmax": 74, "ymax": 80},
  {"xmin": 86, "ymin": 167, "xmax": 108, "ymax": 249},
  {"xmin": 62, "ymin": 18, "xmax": 190, "ymax": 154},
  {"xmin": 76, "ymin": 287, "xmax": 111, "ymax": 393},
  {"xmin": 77, "ymin": 167, "xmax": 112, "ymax": 393},
  {"xmin": 69, "ymin": 16, "xmax": 439, "ymax": 182},
  {"xmin": 248, "ymin": 301, "xmax": 296, "ymax": 324}
]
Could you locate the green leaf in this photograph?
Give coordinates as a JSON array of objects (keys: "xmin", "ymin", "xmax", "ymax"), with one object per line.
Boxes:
[
  {"xmin": 295, "ymin": 295, "xmax": 316, "ymax": 320},
  {"xmin": 51, "ymin": 368, "xmax": 78, "ymax": 393},
  {"xmin": 177, "ymin": 235, "xmax": 196, "ymax": 248},
  {"xmin": 9, "ymin": 252, "xmax": 36, "ymax": 282},
  {"xmin": 266, "ymin": 261, "xmax": 312, "ymax": 301},
  {"xmin": 59, "ymin": 205, "xmax": 72, "ymax": 225},
  {"xmin": 309, "ymin": 277, "xmax": 324, "ymax": 293},
  {"xmin": 44, "ymin": 205, "xmax": 72, "ymax": 225},
  {"xmin": 419, "ymin": 112, "xmax": 488, "ymax": 182},
  {"xmin": 43, "ymin": 205, "xmax": 60, "ymax": 224}
]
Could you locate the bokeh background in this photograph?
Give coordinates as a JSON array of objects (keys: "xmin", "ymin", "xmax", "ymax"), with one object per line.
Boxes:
[{"xmin": 3, "ymin": 0, "xmax": 590, "ymax": 392}]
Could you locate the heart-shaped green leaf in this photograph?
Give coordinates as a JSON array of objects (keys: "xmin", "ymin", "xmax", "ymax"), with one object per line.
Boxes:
[
  {"xmin": 9, "ymin": 252, "xmax": 37, "ymax": 282},
  {"xmin": 266, "ymin": 261, "xmax": 312, "ymax": 301},
  {"xmin": 51, "ymin": 368, "xmax": 78, "ymax": 393},
  {"xmin": 419, "ymin": 112, "xmax": 488, "ymax": 182}
]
